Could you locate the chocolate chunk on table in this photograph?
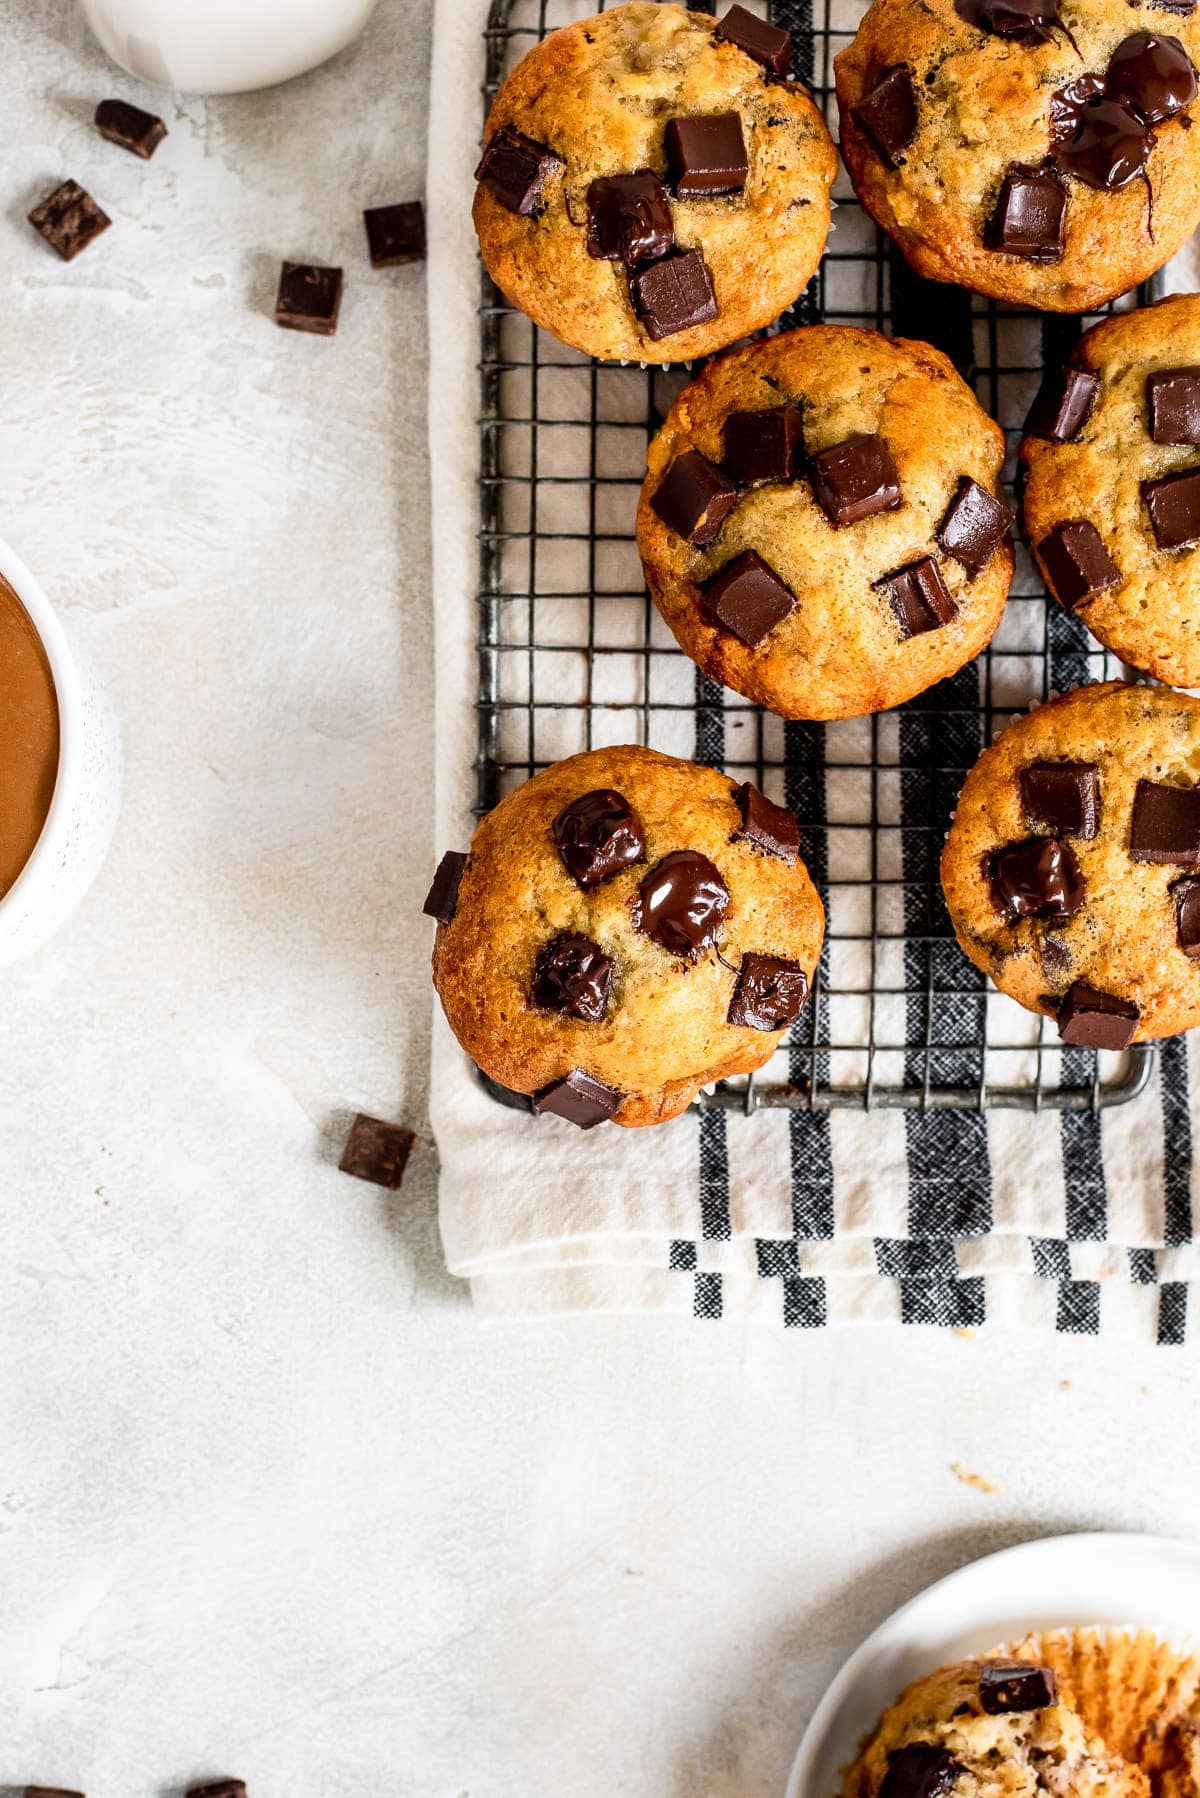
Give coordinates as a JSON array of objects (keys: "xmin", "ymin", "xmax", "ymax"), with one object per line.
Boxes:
[
  {"xmin": 732, "ymin": 781, "xmax": 799, "ymax": 861},
  {"xmin": 633, "ymin": 850, "xmax": 729, "ymax": 955},
  {"xmin": 1037, "ymin": 519, "xmax": 1120, "ymax": 609},
  {"xmin": 727, "ymin": 952, "xmax": 809, "ymax": 1029},
  {"xmin": 722, "ymin": 406, "xmax": 804, "ymax": 485},
  {"xmin": 25, "ymin": 1789, "xmax": 86, "ymax": 1798},
  {"xmin": 979, "ymin": 1662, "xmax": 1058, "ymax": 1714},
  {"xmin": 714, "ymin": 5, "xmax": 792, "ymax": 76},
  {"xmin": 1057, "ymin": 981, "xmax": 1140, "ymax": 1049},
  {"xmin": 1147, "ymin": 366, "xmax": 1200, "ymax": 444},
  {"xmin": 1019, "ymin": 762, "xmax": 1100, "ymax": 839},
  {"xmin": 530, "ymin": 932, "xmax": 613, "ymax": 1021},
  {"xmin": 423, "ymin": 850, "xmax": 467, "ymax": 923},
  {"xmin": 533, "ymin": 1069, "xmax": 623, "ymax": 1128},
  {"xmin": 879, "ymin": 1744, "xmax": 964, "ymax": 1798},
  {"xmin": 94, "ymin": 97, "xmax": 167, "ymax": 158},
  {"xmin": 553, "ymin": 789, "xmax": 645, "ymax": 889},
  {"xmin": 665, "ymin": 113, "xmax": 748, "ymax": 196},
  {"xmin": 985, "ymin": 165, "xmax": 1067, "ymax": 261},
  {"xmin": 1130, "ymin": 778, "xmax": 1200, "ymax": 864},
  {"xmin": 701, "ymin": 550, "xmax": 797, "ymax": 648},
  {"xmin": 937, "ymin": 477, "xmax": 1014, "ymax": 576},
  {"xmin": 364, "ymin": 201, "xmax": 426, "ymax": 266},
  {"xmin": 475, "ymin": 124, "xmax": 561, "ymax": 216},
  {"xmin": 882, "ymin": 557, "xmax": 957, "ymax": 638},
  {"xmin": 1173, "ymin": 876, "xmax": 1200, "ymax": 955},
  {"xmin": 186, "ymin": 1783, "xmax": 248, "ymax": 1798},
  {"xmin": 630, "ymin": 248, "xmax": 717, "ymax": 340},
  {"xmin": 586, "ymin": 170, "xmax": 674, "ymax": 266},
  {"xmin": 338, "ymin": 1113, "xmax": 416, "ymax": 1189},
  {"xmin": 1105, "ymin": 30, "xmax": 1197, "ymax": 125},
  {"xmin": 28, "ymin": 180, "xmax": 110, "ymax": 261},
  {"xmin": 990, "ymin": 837, "xmax": 1084, "ymax": 922},
  {"xmin": 274, "ymin": 261, "xmax": 343, "ymax": 335},
  {"xmin": 1023, "ymin": 364, "xmax": 1100, "ymax": 442},
  {"xmin": 810, "ymin": 433, "xmax": 900, "ymax": 526},
  {"xmin": 652, "ymin": 450, "xmax": 737, "ymax": 546},
  {"xmin": 853, "ymin": 65, "xmax": 918, "ymax": 166},
  {"xmin": 1142, "ymin": 467, "xmax": 1200, "ymax": 549}
]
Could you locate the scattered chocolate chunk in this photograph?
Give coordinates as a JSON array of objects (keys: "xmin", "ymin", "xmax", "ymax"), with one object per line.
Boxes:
[
  {"xmin": 954, "ymin": 0, "xmax": 1069, "ymax": 45},
  {"xmin": 530, "ymin": 932, "xmax": 613, "ymax": 1021},
  {"xmin": 274, "ymin": 261, "xmax": 343, "ymax": 335},
  {"xmin": 1019, "ymin": 762, "xmax": 1101, "ymax": 839},
  {"xmin": 665, "ymin": 112, "xmax": 748, "ymax": 196},
  {"xmin": 882, "ymin": 557, "xmax": 958, "ymax": 638},
  {"xmin": 1041, "ymin": 934, "xmax": 1072, "ymax": 977},
  {"xmin": 733, "ymin": 781, "xmax": 800, "ymax": 861},
  {"xmin": 1147, "ymin": 366, "xmax": 1200, "ymax": 443},
  {"xmin": 879, "ymin": 1744, "xmax": 964, "ymax": 1798},
  {"xmin": 475, "ymin": 124, "xmax": 561, "ymax": 216},
  {"xmin": 553, "ymin": 789, "xmax": 645, "ymax": 889},
  {"xmin": 985, "ymin": 165, "xmax": 1067, "ymax": 261},
  {"xmin": 339, "ymin": 1113, "xmax": 415, "ymax": 1189},
  {"xmin": 423, "ymin": 850, "xmax": 467, "ymax": 923},
  {"xmin": 714, "ymin": 5, "xmax": 792, "ymax": 76},
  {"xmin": 1172, "ymin": 876, "xmax": 1200, "ymax": 955},
  {"xmin": 853, "ymin": 65, "xmax": 918, "ymax": 166},
  {"xmin": 1142, "ymin": 467, "xmax": 1200, "ymax": 549},
  {"xmin": 652, "ymin": 450, "xmax": 738, "ymax": 546},
  {"xmin": 701, "ymin": 550, "xmax": 797, "ymax": 647},
  {"xmin": 1049, "ymin": 81, "xmax": 1151, "ymax": 191},
  {"xmin": 990, "ymin": 837, "xmax": 1085, "ymax": 923},
  {"xmin": 533, "ymin": 1068, "xmax": 623, "ymax": 1128},
  {"xmin": 633, "ymin": 850, "xmax": 730, "ymax": 955},
  {"xmin": 94, "ymin": 97, "xmax": 167, "ymax": 158},
  {"xmin": 810, "ymin": 433, "xmax": 901, "ymax": 526},
  {"xmin": 936, "ymin": 478, "xmax": 1014, "ymax": 577},
  {"xmin": 722, "ymin": 406, "xmax": 805, "ymax": 485},
  {"xmin": 186, "ymin": 1781, "xmax": 248, "ymax": 1798},
  {"xmin": 979, "ymin": 1663, "xmax": 1059, "ymax": 1714},
  {"xmin": 586, "ymin": 171, "xmax": 674, "ymax": 266},
  {"xmin": 728, "ymin": 952, "xmax": 809, "ymax": 1030},
  {"xmin": 1105, "ymin": 32, "xmax": 1197, "ymax": 125},
  {"xmin": 363, "ymin": 201, "xmax": 426, "ymax": 266},
  {"xmin": 1023, "ymin": 364, "xmax": 1100, "ymax": 443},
  {"xmin": 1057, "ymin": 981, "xmax": 1140, "ymax": 1050},
  {"xmin": 25, "ymin": 1789, "xmax": 86, "ymax": 1798},
  {"xmin": 630, "ymin": 248, "xmax": 718, "ymax": 340},
  {"xmin": 1130, "ymin": 778, "xmax": 1200, "ymax": 864},
  {"xmin": 1037, "ymin": 519, "xmax": 1121, "ymax": 610},
  {"xmin": 27, "ymin": 179, "xmax": 111, "ymax": 261}
]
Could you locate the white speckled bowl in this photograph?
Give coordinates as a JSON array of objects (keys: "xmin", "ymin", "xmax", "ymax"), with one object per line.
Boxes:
[
  {"xmin": 0, "ymin": 537, "xmax": 121, "ymax": 968},
  {"xmin": 77, "ymin": 0, "xmax": 381, "ymax": 93}
]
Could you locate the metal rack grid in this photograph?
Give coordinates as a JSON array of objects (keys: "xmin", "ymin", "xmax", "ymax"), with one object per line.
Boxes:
[{"xmin": 476, "ymin": 0, "xmax": 1159, "ymax": 1114}]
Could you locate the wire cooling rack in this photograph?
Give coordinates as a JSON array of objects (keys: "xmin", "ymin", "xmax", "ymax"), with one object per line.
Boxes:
[{"xmin": 477, "ymin": 0, "xmax": 1159, "ymax": 1113}]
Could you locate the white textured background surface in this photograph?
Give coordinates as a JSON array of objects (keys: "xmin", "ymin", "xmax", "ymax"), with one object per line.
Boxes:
[{"xmin": 2, "ymin": 3, "xmax": 1200, "ymax": 1794}]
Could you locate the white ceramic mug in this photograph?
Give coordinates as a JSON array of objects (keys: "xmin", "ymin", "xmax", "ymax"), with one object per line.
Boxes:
[
  {"xmin": 77, "ymin": 0, "xmax": 381, "ymax": 94},
  {"xmin": 0, "ymin": 538, "xmax": 121, "ymax": 969}
]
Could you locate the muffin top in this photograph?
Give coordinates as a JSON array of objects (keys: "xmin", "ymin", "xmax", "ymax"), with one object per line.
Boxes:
[
  {"xmin": 472, "ymin": 2, "xmax": 837, "ymax": 363},
  {"xmin": 636, "ymin": 325, "xmax": 1013, "ymax": 721},
  {"xmin": 835, "ymin": 0, "xmax": 1200, "ymax": 311},
  {"xmin": 1022, "ymin": 295, "xmax": 1200, "ymax": 688}
]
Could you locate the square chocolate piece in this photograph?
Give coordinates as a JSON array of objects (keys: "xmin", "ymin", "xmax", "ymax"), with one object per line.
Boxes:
[
  {"xmin": 882, "ymin": 556, "xmax": 957, "ymax": 638},
  {"xmin": 936, "ymin": 477, "xmax": 1014, "ymax": 577},
  {"xmin": 187, "ymin": 1782, "xmax": 248, "ymax": 1798},
  {"xmin": 979, "ymin": 1663, "xmax": 1058, "ymax": 1715},
  {"xmin": 275, "ymin": 261, "xmax": 343, "ymax": 335},
  {"xmin": 701, "ymin": 550, "xmax": 797, "ymax": 647},
  {"xmin": 652, "ymin": 450, "xmax": 737, "ymax": 545},
  {"xmin": 727, "ymin": 952, "xmax": 809, "ymax": 1030},
  {"xmin": 1019, "ymin": 761, "xmax": 1100, "ymax": 839},
  {"xmin": 28, "ymin": 180, "xmax": 110, "ymax": 261},
  {"xmin": 1130, "ymin": 778, "xmax": 1200, "ymax": 864},
  {"xmin": 339, "ymin": 1113, "xmax": 416, "ymax": 1189},
  {"xmin": 810, "ymin": 433, "xmax": 901, "ymax": 526},
  {"xmin": 985, "ymin": 165, "xmax": 1067, "ymax": 262},
  {"xmin": 1057, "ymin": 981, "xmax": 1140, "ymax": 1050},
  {"xmin": 1172, "ymin": 876, "xmax": 1200, "ymax": 956},
  {"xmin": 879, "ymin": 1745, "xmax": 964, "ymax": 1798},
  {"xmin": 1142, "ymin": 467, "xmax": 1200, "ymax": 550},
  {"xmin": 723, "ymin": 406, "xmax": 805, "ymax": 485},
  {"xmin": 1146, "ymin": 366, "xmax": 1200, "ymax": 444},
  {"xmin": 733, "ymin": 781, "xmax": 800, "ymax": 861},
  {"xmin": 586, "ymin": 171, "xmax": 674, "ymax": 266},
  {"xmin": 665, "ymin": 112, "xmax": 748, "ymax": 196},
  {"xmin": 533, "ymin": 1069, "xmax": 623, "ymax": 1129},
  {"xmin": 1023, "ymin": 364, "xmax": 1100, "ymax": 442},
  {"xmin": 1037, "ymin": 519, "xmax": 1120, "ymax": 609},
  {"xmin": 714, "ymin": 5, "xmax": 792, "ymax": 75},
  {"xmin": 364, "ymin": 200, "xmax": 426, "ymax": 266},
  {"xmin": 423, "ymin": 850, "xmax": 468, "ymax": 923},
  {"xmin": 475, "ymin": 124, "xmax": 561, "ymax": 216},
  {"xmin": 94, "ymin": 97, "xmax": 167, "ymax": 158},
  {"xmin": 630, "ymin": 248, "xmax": 718, "ymax": 340},
  {"xmin": 852, "ymin": 65, "xmax": 918, "ymax": 166}
]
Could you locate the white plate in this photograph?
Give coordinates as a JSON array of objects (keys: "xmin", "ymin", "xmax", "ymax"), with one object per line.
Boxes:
[{"xmin": 787, "ymin": 1532, "xmax": 1200, "ymax": 1798}]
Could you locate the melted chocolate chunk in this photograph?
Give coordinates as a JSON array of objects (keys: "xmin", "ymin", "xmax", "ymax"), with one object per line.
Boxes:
[
  {"xmin": 630, "ymin": 249, "xmax": 718, "ymax": 340},
  {"xmin": 1147, "ymin": 366, "xmax": 1200, "ymax": 443},
  {"xmin": 1172, "ymin": 876, "xmax": 1200, "ymax": 955},
  {"xmin": 853, "ymin": 65, "xmax": 918, "ymax": 166},
  {"xmin": 701, "ymin": 550, "xmax": 797, "ymax": 647},
  {"xmin": 27, "ymin": 179, "xmax": 111, "ymax": 261},
  {"xmin": 364, "ymin": 200, "xmax": 426, "ymax": 266},
  {"xmin": 1106, "ymin": 31, "xmax": 1197, "ymax": 125},
  {"xmin": 722, "ymin": 406, "xmax": 805, "ymax": 485},
  {"xmin": 1142, "ymin": 467, "xmax": 1200, "ymax": 549},
  {"xmin": 810, "ymin": 433, "xmax": 901, "ymax": 526},
  {"xmin": 883, "ymin": 557, "xmax": 958, "ymax": 638},
  {"xmin": 1019, "ymin": 762, "xmax": 1101, "ymax": 839},
  {"xmin": 274, "ymin": 262, "xmax": 343, "ymax": 335},
  {"xmin": 1130, "ymin": 778, "xmax": 1200, "ymax": 864},
  {"xmin": 665, "ymin": 113, "xmax": 748, "ymax": 196},
  {"xmin": 1024, "ymin": 364, "xmax": 1100, "ymax": 442},
  {"xmin": 878, "ymin": 1744, "xmax": 964, "ymax": 1798},
  {"xmin": 936, "ymin": 478, "xmax": 1015, "ymax": 576},
  {"xmin": 475, "ymin": 125, "xmax": 562, "ymax": 216},
  {"xmin": 533, "ymin": 1069, "xmax": 624, "ymax": 1129},
  {"xmin": 1037, "ymin": 519, "xmax": 1121, "ymax": 609},
  {"xmin": 339, "ymin": 1113, "xmax": 416, "ymax": 1189},
  {"xmin": 733, "ymin": 782, "xmax": 800, "ymax": 861},
  {"xmin": 552, "ymin": 789, "xmax": 645, "ymax": 889},
  {"xmin": 586, "ymin": 171, "xmax": 674, "ymax": 266},
  {"xmin": 530, "ymin": 932, "xmax": 613, "ymax": 1021},
  {"xmin": 990, "ymin": 838, "xmax": 1085, "ymax": 923},
  {"xmin": 727, "ymin": 953, "xmax": 809, "ymax": 1029},
  {"xmin": 1049, "ymin": 81, "xmax": 1151, "ymax": 191},
  {"xmin": 652, "ymin": 450, "xmax": 738, "ymax": 546},
  {"xmin": 1057, "ymin": 981, "xmax": 1140, "ymax": 1049},
  {"xmin": 633, "ymin": 850, "xmax": 730, "ymax": 955},
  {"xmin": 423, "ymin": 850, "xmax": 468, "ymax": 923},
  {"xmin": 714, "ymin": 5, "xmax": 792, "ymax": 76},
  {"xmin": 985, "ymin": 165, "xmax": 1067, "ymax": 261},
  {"xmin": 94, "ymin": 97, "xmax": 167, "ymax": 158},
  {"xmin": 954, "ymin": 0, "xmax": 1067, "ymax": 43},
  {"xmin": 979, "ymin": 1663, "xmax": 1059, "ymax": 1714}
]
